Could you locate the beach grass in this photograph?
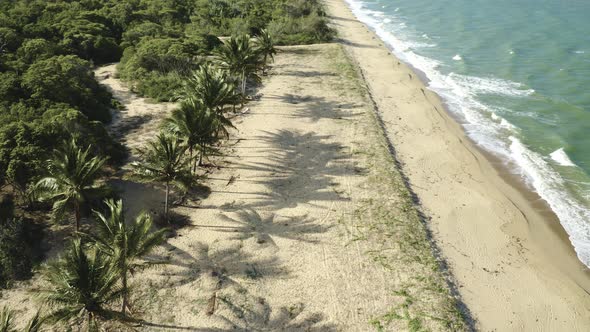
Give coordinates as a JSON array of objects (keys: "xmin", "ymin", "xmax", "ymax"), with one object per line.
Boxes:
[{"xmin": 327, "ymin": 44, "xmax": 467, "ymax": 331}]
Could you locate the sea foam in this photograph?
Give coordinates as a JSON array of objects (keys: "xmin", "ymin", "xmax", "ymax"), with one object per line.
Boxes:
[{"xmin": 550, "ymin": 148, "xmax": 577, "ymax": 167}]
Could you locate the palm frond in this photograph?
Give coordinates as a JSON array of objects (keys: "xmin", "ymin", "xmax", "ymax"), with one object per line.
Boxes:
[
  {"xmin": 24, "ymin": 311, "xmax": 45, "ymax": 332},
  {"xmin": 0, "ymin": 307, "xmax": 15, "ymax": 332},
  {"xmin": 34, "ymin": 138, "xmax": 107, "ymax": 229},
  {"xmin": 39, "ymin": 239, "xmax": 122, "ymax": 327}
]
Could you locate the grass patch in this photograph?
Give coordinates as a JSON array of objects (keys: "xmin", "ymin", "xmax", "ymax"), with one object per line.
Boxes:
[{"xmin": 326, "ymin": 43, "xmax": 467, "ymax": 331}]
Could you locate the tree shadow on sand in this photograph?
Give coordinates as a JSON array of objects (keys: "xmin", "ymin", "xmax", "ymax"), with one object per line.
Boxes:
[
  {"xmin": 210, "ymin": 208, "xmax": 331, "ymax": 246},
  {"xmin": 221, "ymin": 130, "xmax": 357, "ymax": 210},
  {"xmin": 217, "ymin": 295, "xmax": 338, "ymax": 332},
  {"xmin": 155, "ymin": 241, "xmax": 288, "ymax": 288},
  {"xmin": 268, "ymin": 93, "xmax": 363, "ymax": 122}
]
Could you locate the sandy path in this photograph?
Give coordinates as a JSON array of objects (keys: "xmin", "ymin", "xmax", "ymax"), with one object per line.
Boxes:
[
  {"xmin": 133, "ymin": 45, "xmax": 384, "ymax": 330},
  {"xmin": 125, "ymin": 45, "xmax": 462, "ymax": 331},
  {"xmin": 94, "ymin": 65, "xmax": 177, "ymax": 159},
  {"xmin": 325, "ymin": 0, "xmax": 590, "ymax": 330}
]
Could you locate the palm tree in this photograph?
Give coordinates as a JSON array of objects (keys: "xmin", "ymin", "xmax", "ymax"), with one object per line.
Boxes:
[
  {"xmin": 215, "ymin": 34, "xmax": 263, "ymax": 95},
  {"xmin": 36, "ymin": 139, "xmax": 107, "ymax": 232},
  {"xmin": 0, "ymin": 306, "xmax": 15, "ymax": 332},
  {"xmin": 178, "ymin": 64, "xmax": 238, "ymax": 114},
  {"xmin": 131, "ymin": 133, "xmax": 191, "ymax": 222},
  {"xmin": 40, "ymin": 239, "xmax": 122, "ymax": 331},
  {"xmin": 87, "ymin": 199, "xmax": 166, "ymax": 316},
  {"xmin": 162, "ymin": 99, "xmax": 233, "ymax": 170},
  {"xmin": 255, "ymin": 29, "xmax": 277, "ymax": 74}
]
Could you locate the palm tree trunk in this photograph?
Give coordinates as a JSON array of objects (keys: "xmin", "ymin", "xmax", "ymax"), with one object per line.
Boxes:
[
  {"xmin": 263, "ymin": 54, "xmax": 268, "ymax": 75},
  {"xmin": 189, "ymin": 146, "xmax": 194, "ymax": 174},
  {"xmin": 87, "ymin": 312, "xmax": 93, "ymax": 332},
  {"xmin": 198, "ymin": 146, "xmax": 204, "ymax": 166},
  {"xmin": 241, "ymin": 70, "xmax": 246, "ymax": 95},
  {"xmin": 121, "ymin": 270, "xmax": 128, "ymax": 315},
  {"xmin": 164, "ymin": 181, "xmax": 170, "ymax": 224},
  {"xmin": 74, "ymin": 201, "xmax": 81, "ymax": 232}
]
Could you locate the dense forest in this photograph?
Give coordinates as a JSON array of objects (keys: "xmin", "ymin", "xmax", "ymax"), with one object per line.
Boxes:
[{"xmin": 0, "ymin": 0, "xmax": 333, "ymax": 311}]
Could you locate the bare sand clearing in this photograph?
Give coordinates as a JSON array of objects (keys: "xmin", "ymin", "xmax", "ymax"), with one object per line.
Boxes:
[
  {"xmin": 1, "ymin": 45, "xmax": 464, "ymax": 330},
  {"xmin": 325, "ymin": 0, "xmax": 590, "ymax": 330},
  {"xmin": 127, "ymin": 45, "xmax": 462, "ymax": 331}
]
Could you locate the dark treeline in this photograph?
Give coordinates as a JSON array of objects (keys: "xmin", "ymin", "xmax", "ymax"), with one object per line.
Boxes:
[{"xmin": 0, "ymin": 0, "xmax": 334, "ymax": 328}]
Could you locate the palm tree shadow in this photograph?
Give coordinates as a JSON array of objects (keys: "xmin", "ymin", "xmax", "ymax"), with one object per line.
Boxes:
[
  {"xmin": 156, "ymin": 241, "xmax": 288, "ymax": 288},
  {"xmin": 228, "ymin": 130, "xmax": 357, "ymax": 210},
  {"xmin": 214, "ymin": 208, "xmax": 331, "ymax": 245},
  {"xmin": 268, "ymin": 93, "xmax": 363, "ymax": 122},
  {"xmin": 217, "ymin": 296, "xmax": 338, "ymax": 332}
]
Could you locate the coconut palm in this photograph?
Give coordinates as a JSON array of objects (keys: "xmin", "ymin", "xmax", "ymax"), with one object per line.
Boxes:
[
  {"xmin": 215, "ymin": 34, "xmax": 263, "ymax": 95},
  {"xmin": 162, "ymin": 99, "xmax": 233, "ymax": 170},
  {"xmin": 40, "ymin": 239, "xmax": 122, "ymax": 331},
  {"xmin": 0, "ymin": 306, "xmax": 15, "ymax": 332},
  {"xmin": 36, "ymin": 139, "xmax": 107, "ymax": 232},
  {"xmin": 87, "ymin": 199, "xmax": 166, "ymax": 316},
  {"xmin": 178, "ymin": 64, "xmax": 238, "ymax": 114},
  {"xmin": 255, "ymin": 29, "xmax": 277, "ymax": 74},
  {"xmin": 131, "ymin": 133, "xmax": 191, "ymax": 222}
]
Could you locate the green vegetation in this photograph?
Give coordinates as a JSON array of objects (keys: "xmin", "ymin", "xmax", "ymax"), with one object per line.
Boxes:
[
  {"xmin": 215, "ymin": 35, "xmax": 263, "ymax": 95},
  {"xmin": 35, "ymin": 139, "xmax": 108, "ymax": 232},
  {"xmin": 0, "ymin": 306, "xmax": 15, "ymax": 332},
  {"xmin": 23, "ymin": 311, "xmax": 44, "ymax": 332},
  {"xmin": 131, "ymin": 134, "xmax": 192, "ymax": 222},
  {"xmin": 0, "ymin": 196, "xmax": 35, "ymax": 289},
  {"xmin": 256, "ymin": 29, "xmax": 278, "ymax": 74},
  {"xmin": 0, "ymin": 308, "xmax": 44, "ymax": 332},
  {"xmin": 114, "ymin": 0, "xmax": 334, "ymax": 101},
  {"xmin": 86, "ymin": 199, "xmax": 166, "ymax": 316},
  {"xmin": 39, "ymin": 239, "xmax": 123, "ymax": 329}
]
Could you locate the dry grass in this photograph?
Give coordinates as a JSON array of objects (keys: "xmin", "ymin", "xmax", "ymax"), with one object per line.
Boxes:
[{"xmin": 326, "ymin": 44, "xmax": 466, "ymax": 331}]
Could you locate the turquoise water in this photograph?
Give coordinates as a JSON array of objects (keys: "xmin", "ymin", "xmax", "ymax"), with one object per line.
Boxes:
[{"xmin": 345, "ymin": 0, "xmax": 590, "ymax": 266}]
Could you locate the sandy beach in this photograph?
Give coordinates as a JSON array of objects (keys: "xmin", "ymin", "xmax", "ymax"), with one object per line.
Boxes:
[{"xmin": 326, "ymin": 0, "xmax": 590, "ymax": 330}]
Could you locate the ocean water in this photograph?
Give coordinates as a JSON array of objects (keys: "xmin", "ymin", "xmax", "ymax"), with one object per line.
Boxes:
[{"xmin": 344, "ymin": 0, "xmax": 590, "ymax": 267}]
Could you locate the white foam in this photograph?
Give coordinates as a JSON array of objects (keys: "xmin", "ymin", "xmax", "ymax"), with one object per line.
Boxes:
[
  {"xmin": 452, "ymin": 54, "xmax": 463, "ymax": 61},
  {"xmin": 394, "ymin": 7, "xmax": 400, "ymax": 12},
  {"xmin": 510, "ymin": 138, "xmax": 590, "ymax": 266},
  {"xmin": 550, "ymin": 148, "xmax": 577, "ymax": 167},
  {"xmin": 574, "ymin": 50, "xmax": 585, "ymax": 54},
  {"xmin": 383, "ymin": 18, "xmax": 392, "ymax": 24},
  {"xmin": 446, "ymin": 73, "xmax": 535, "ymax": 97},
  {"xmin": 344, "ymin": 0, "xmax": 590, "ymax": 268}
]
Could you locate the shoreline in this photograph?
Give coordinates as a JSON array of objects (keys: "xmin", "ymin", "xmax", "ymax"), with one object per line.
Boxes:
[{"xmin": 326, "ymin": 0, "xmax": 590, "ymax": 329}]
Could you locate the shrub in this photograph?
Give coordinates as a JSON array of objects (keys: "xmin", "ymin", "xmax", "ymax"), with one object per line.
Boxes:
[{"xmin": 0, "ymin": 196, "xmax": 40, "ymax": 288}]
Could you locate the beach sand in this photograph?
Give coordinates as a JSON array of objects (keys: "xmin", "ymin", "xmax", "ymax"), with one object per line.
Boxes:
[{"xmin": 325, "ymin": 0, "xmax": 590, "ymax": 330}]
